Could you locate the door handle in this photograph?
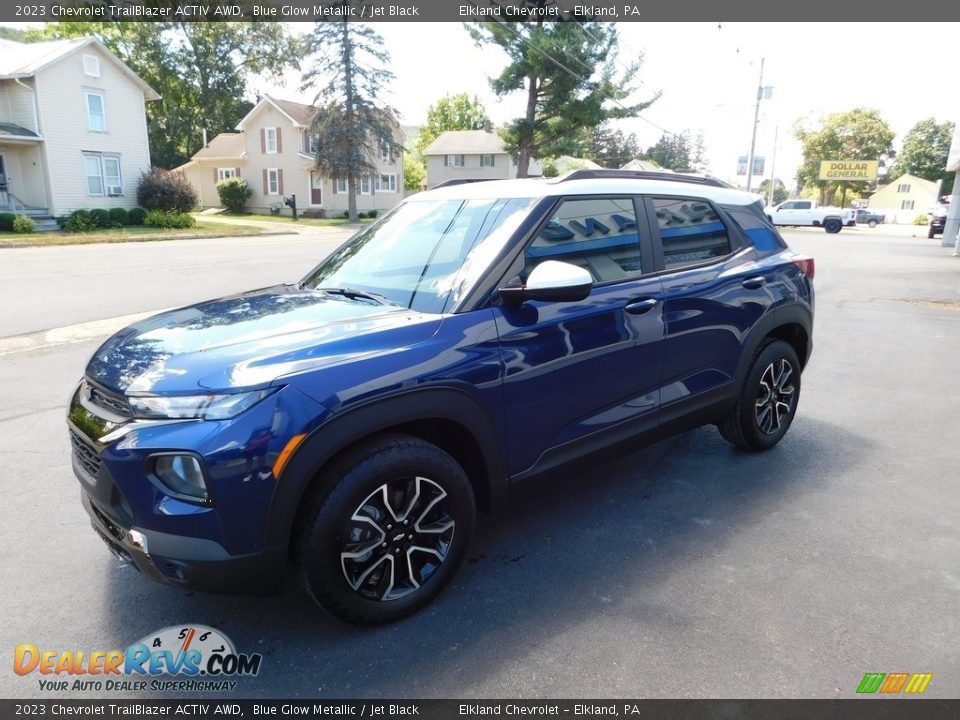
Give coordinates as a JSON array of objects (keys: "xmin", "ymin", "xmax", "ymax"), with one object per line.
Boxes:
[
  {"xmin": 624, "ymin": 298, "xmax": 658, "ymax": 315},
  {"xmin": 741, "ymin": 276, "xmax": 766, "ymax": 290}
]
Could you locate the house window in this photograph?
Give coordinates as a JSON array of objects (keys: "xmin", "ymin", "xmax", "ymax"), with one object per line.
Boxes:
[
  {"xmin": 83, "ymin": 54, "xmax": 100, "ymax": 78},
  {"xmin": 86, "ymin": 91, "xmax": 106, "ymax": 132},
  {"xmin": 445, "ymin": 154, "xmax": 464, "ymax": 167},
  {"xmin": 897, "ymin": 183, "xmax": 911, "ymax": 193},
  {"xmin": 380, "ymin": 140, "xmax": 391, "ymax": 163},
  {"xmin": 335, "ymin": 178, "xmax": 348, "ymax": 194},
  {"xmin": 360, "ymin": 176, "xmax": 371, "ymax": 195},
  {"xmin": 901, "ymin": 200, "xmax": 915, "ymax": 210},
  {"xmin": 217, "ymin": 168, "xmax": 237, "ymax": 182},
  {"xmin": 305, "ymin": 133, "xmax": 318, "ymax": 154},
  {"xmin": 84, "ymin": 153, "xmax": 122, "ymax": 196},
  {"xmin": 265, "ymin": 127, "xmax": 278, "ymax": 153},
  {"xmin": 267, "ymin": 168, "xmax": 279, "ymax": 195},
  {"xmin": 480, "ymin": 154, "xmax": 495, "ymax": 167},
  {"xmin": 375, "ymin": 174, "xmax": 397, "ymax": 193}
]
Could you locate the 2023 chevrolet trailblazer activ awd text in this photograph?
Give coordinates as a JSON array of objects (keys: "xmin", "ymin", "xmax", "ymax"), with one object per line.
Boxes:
[{"xmin": 69, "ymin": 170, "xmax": 814, "ymax": 625}]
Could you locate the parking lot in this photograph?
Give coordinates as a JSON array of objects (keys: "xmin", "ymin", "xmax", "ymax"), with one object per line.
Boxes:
[{"xmin": 0, "ymin": 225, "xmax": 957, "ymax": 699}]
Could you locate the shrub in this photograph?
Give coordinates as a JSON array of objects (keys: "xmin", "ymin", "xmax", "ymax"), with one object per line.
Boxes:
[
  {"xmin": 0, "ymin": 212, "xmax": 14, "ymax": 231},
  {"xmin": 12, "ymin": 215, "xmax": 36, "ymax": 233},
  {"xmin": 62, "ymin": 209, "xmax": 99, "ymax": 233},
  {"xmin": 914, "ymin": 214, "xmax": 929, "ymax": 226},
  {"xmin": 90, "ymin": 208, "xmax": 111, "ymax": 229},
  {"xmin": 109, "ymin": 207, "xmax": 128, "ymax": 227},
  {"xmin": 144, "ymin": 209, "xmax": 196, "ymax": 229},
  {"xmin": 216, "ymin": 177, "xmax": 253, "ymax": 214},
  {"xmin": 128, "ymin": 207, "xmax": 147, "ymax": 226},
  {"xmin": 367, "ymin": 209, "xmax": 378, "ymax": 219},
  {"xmin": 341, "ymin": 211, "xmax": 350, "ymax": 219},
  {"xmin": 136, "ymin": 168, "xmax": 198, "ymax": 213}
]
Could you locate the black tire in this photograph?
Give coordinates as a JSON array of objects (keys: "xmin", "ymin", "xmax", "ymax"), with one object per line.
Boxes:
[
  {"xmin": 294, "ymin": 433, "xmax": 475, "ymax": 625},
  {"xmin": 824, "ymin": 219, "xmax": 842, "ymax": 234},
  {"xmin": 718, "ymin": 340, "xmax": 801, "ymax": 451},
  {"xmin": 928, "ymin": 228, "xmax": 935, "ymax": 239},
  {"xmin": 868, "ymin": 220, "xmax": 878, "ymax": 228}
]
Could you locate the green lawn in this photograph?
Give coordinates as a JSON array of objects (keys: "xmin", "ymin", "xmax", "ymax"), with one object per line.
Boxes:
[
  {"xmin": 222, "ymin": 212, "xmax": 373, "ymax": 227},
  {"xmin": 0, "ymin": 220, "xmax": 267, "ymax": 247}
]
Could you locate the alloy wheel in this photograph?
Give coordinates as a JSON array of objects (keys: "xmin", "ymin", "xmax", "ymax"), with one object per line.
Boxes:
[
  {"xmin": 340, "ymin": 476, "xmax": 455, "ymax": 601},
  {"xmin": 754, "ymin": 358, "xmax": 795, "ymax": 435}
]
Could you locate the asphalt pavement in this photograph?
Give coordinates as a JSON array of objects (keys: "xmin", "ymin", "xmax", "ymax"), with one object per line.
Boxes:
[{"xmin": 0, "ymin": 226, "xmax": 957, "ymax": 699}]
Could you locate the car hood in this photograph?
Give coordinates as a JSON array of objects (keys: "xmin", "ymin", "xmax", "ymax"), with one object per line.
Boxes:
[{"xmin": 86, "ymin": 285, "xmax": 441, "ymax": 394}]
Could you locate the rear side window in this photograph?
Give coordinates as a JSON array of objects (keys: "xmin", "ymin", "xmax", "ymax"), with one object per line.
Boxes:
[
  {"xmin": 651, "ymin": 197, "xmax": 732, "ymax": 270},
  {"xmin": 724, "ymin": 200, "xmax": 785, "ymax": 252},
  {"xmin": 526, "ymin": 197, "xmax": 644, "ymax": 283}
]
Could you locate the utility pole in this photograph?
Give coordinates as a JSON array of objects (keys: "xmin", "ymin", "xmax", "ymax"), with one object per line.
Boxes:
[{"xmin": 745, "ymin": 58, "xmax": 764, "ymax": 193}]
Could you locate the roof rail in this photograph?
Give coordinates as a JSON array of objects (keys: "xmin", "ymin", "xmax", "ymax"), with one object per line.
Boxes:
[
  {"xmin": 556, "ymin": 169, "xmax": 733, "ymax": 189},
  {"xmin": 431, "ymin": 178, "xmax": 495, "ymax": 189}
]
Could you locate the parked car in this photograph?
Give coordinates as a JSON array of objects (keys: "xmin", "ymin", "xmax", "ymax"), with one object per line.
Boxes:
[
  {"xmin": 68, "ymin": 170, "xmax": 815, "ymax": 625},
  {"xmin": 766, "ymin": 199, "xmax": 855, "ymax": 233},
  {"xmin": 854, "ymin": 208, "xmax": 885, "ymax": 228},
  {"xmin": 929, "ymin": 204, "xmax": 948, "ymax": 239}
]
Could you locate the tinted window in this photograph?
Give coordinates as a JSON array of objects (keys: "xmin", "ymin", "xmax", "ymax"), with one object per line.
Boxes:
[
  {"xmin": 795, "ymin": 201, "xmax": 812, "ymax": 210},
  {"xmin": 526, "ymin": 197, "xmax": 643, "ymax": 283},
  {"xmin": 652, "ymin": 197, "xmax": 733, "ymax": 270},
  {"xmin": 779, "ymin": 201, "xmax": 795, "ymax": 210}
]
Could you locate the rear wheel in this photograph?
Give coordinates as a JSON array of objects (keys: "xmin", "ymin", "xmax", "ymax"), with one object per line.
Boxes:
[
  {"xmin": 718, "ymin": 340, "xmax": 801, "ymax": 451},
  {"xmin": 294, "ymin": 433, "xmax": 475, "ymax": 625},
  {"xmin": 824, "ymin": 219, "xmax": 842, "ymax": 233},
  {"xmin": 868, "ymin": 219, "xmax": 878, "ymax": 228}
]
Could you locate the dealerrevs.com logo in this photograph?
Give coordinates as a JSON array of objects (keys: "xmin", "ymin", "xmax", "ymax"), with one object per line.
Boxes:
[{"xmin": 14, "ymin": 625, "xmax": 262, "ymax": 693}]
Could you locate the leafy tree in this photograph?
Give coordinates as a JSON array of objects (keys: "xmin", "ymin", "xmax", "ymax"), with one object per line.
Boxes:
[
  {"xmin": 645, "ymin": 133, "xmax": 692, "ymax": 172},
  {"xmin": 301, "ymin": 13, "xmax": 398, "ymax": 222},
  {"xmin": 404, "ymin": 158, "xmax": 426, "ymax": 192},
  {"xmin": 468, "ymin": 8, "xmax": 657, "ymax": 176},
  {"xmin": 0, "ymin": 26, "xmax": 31, "ymax": 42},
  {"xmin": 416, "ymin": 94, "xmax": 490, "ymax": 155},
  {"xmin": 794, "ymin": 109, "xmax": 895, "ymax": 206},
  {"xmin": 758, "ymin": 178, "xmax": 788, "ymax": 205},
  {"xmin": 31, "ymin": 21, "xmax": 299, "ymax": 168},
  {"xmin": 589, "ymin": 124, "xmax": 641, "ymax": 168},
  {"xmin": 889, "ymin": 118, "xmax": 955, "ymax": 194}
]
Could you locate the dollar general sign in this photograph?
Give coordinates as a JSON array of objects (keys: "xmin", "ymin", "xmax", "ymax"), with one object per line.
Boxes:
[{"xmin": 818, "ymin": 160, "xmax": 878, "ymax": 181}]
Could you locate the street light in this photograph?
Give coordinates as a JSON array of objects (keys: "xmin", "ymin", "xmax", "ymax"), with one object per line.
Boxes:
[{"xmin": 745, "ymin": 58, "xmax": 773, "ymax": 193}]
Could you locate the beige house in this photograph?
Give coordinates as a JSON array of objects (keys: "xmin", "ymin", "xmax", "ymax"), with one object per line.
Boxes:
[
  {"xmin": 177, "ymin": 95, "xmax": 404, "ymax": 216},
  {"xmin": 0, "ymin": 37, "xmax": 158, "ymax": 225},
  {"xmin": 867, "ymin": 173, "xmax": 941, "ymax": 224},
  {"xmin": 423, "ymin": 130, "xmax": 542, "ymax": 189}
]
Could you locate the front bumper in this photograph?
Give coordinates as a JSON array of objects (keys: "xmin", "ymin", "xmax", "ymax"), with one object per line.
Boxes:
[{"xmin": 80, "ymin": 490, "xmax": 285, "ymax": 595}]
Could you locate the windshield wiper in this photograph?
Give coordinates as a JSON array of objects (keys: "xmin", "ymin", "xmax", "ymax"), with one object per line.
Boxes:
[{"xmin": 313, "ymin": 287, "xmax": 392, "ymax": 305}]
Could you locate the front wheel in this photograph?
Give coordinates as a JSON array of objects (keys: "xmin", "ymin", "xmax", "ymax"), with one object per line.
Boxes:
[
  {"xmin": 294, "ymin": 433, "xmax": 476, "ymax": 625},
  {"xmin": 824, "ymin": 219, "xmax": 842, "ymax": 233},
  {"xmin": 868, "ymin": 220, "xmax": 878, "ymax": 228},
  {"xmin": 718, "ymin": 340, "xmax": 802, "ymax": 451}
]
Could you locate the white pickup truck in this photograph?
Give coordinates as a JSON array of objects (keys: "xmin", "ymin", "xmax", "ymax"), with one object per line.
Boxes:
[{"xmin": 766, "ymin": 200, "xmax": 856, "ymax": 233}]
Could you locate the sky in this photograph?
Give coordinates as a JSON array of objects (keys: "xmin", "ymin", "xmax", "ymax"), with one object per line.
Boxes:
[{"xmin": 6, "ymin": 20, "xmax": 960, "ymax": 188}]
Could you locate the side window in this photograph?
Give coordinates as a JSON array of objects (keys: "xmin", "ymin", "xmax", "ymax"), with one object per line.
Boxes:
[
  {"xmin": 795, "ymin": 201, "xmax": 812, "ymax": 210},
  {"xmin": 779, "ymin": 201, "xmax": 795, "ymax": 210},
  {"xmin": 652, "ymin": 197, "xmax": 733, "ymax": 270},
  {"xmin": 525, "ymin": 197, "xmax": 643, "ymax": 283}
]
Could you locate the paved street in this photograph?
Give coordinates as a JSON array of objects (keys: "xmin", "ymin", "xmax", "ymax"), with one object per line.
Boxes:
[{"xmin": 1, "ymin": 227, "xmax": 958, "ymax": 699}]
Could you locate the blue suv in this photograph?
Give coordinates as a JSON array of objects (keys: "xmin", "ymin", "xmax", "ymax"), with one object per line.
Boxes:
[{"xmin": 69, "ymin": 170, "xmax": 814, "ymax": 624}]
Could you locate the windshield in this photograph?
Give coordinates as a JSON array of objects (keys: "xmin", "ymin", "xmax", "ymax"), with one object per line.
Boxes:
[{"xmin": 301, "ymin": 196, "xmax": 536, "ymax": 313}]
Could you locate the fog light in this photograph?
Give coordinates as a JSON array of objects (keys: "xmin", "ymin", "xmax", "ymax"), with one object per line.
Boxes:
[{"xmin": 153, "ymin": 454, "xmax": 209, "ymax": 501}]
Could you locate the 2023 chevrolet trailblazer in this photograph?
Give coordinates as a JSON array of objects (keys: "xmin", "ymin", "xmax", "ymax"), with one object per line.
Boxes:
[{"xmin": 68, "ymin": 170, "xmax": 814, "ymax": 625}]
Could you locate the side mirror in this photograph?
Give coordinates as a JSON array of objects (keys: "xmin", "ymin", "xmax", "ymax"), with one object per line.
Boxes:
[{"xmin": 499, "ymin": 260, "xmax": 593, "ymax": 304}]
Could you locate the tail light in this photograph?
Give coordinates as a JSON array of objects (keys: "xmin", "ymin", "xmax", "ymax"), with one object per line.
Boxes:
[{"xmin": 791, "ymin": 256, "xmax": 815, "ymax": 280}]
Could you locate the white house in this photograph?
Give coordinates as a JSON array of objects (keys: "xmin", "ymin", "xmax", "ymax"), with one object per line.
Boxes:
[
  {"xmin": 177, "ymin": 95, "xmax": 404, "ymax": 216},
  {"xmin": 0, "ymin": 37, "xmax": 158, "ymax": 223},
  {"xmin": 423, "ymin": 130, "xmax": 542, "ymax": 189}
]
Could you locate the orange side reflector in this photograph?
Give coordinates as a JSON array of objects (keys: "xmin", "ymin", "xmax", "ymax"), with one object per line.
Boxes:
[{"xmin": 272, "ymin": 433, "xmax": 307, "ymax": 480}]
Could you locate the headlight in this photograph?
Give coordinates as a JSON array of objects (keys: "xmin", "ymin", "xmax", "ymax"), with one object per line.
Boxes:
[{"xmin": 128, "ymin": 389, "xmax": 276, "ymax": 420}]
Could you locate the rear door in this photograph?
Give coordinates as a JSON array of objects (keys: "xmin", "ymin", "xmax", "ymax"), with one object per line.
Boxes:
[
  {"xmin": 646, "ymin": 195, "xmax": 777, "ymax": 410},
  {"xmin": 492, "ymin": 195, "xmax": 665, "ymax": 477}
]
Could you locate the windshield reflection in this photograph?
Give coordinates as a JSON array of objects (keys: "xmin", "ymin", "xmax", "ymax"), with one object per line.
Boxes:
[{"xmin": 301, "ymin": 197, "xmax": 536, "ymax": 313}]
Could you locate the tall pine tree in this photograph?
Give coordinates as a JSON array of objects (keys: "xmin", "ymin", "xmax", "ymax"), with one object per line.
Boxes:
[
  {"xmin": 301, "ymin": 10, "xmax": 398, "ymax": 222},
  {"xmin": 469, "ymin": 8, "xmax": 657, "ymax": 176}
]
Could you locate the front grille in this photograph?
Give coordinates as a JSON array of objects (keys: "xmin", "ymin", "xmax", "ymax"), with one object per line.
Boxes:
[
  {"xmin": 70, "ymin": 429, "xmax": 102, "ymax": 479},
  {"xmin": 88, "ymin": 384, "xmax": 132, "ymax": 418}
]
